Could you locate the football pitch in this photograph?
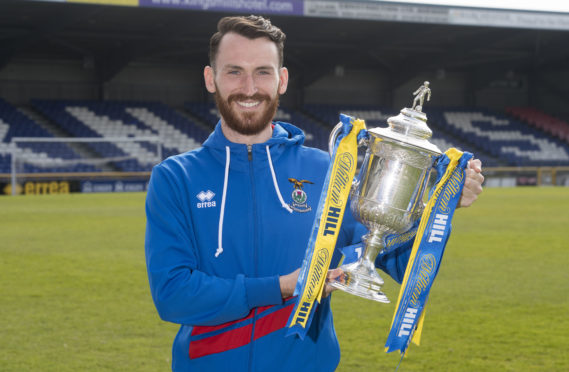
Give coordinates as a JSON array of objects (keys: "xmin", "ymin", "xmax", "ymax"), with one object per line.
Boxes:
[{"xmin": 1, "ymin": 188, "xmax": 568, "ymax": 371}]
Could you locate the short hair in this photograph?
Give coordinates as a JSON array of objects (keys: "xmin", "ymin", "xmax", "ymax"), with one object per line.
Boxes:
[{"xmin": 209, "ymin": 15, "xmax": 286, "ymax": 69}]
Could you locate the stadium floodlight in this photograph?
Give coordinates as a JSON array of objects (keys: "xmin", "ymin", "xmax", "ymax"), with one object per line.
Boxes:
[{"xmin": 10, "ymin": 136, "xmax": 163, "ymax": 196}]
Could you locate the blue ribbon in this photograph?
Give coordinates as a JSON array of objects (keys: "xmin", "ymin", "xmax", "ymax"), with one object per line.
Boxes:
[{"xmin": 385, "ymin": 150, "xmax": 473, "ymax": 354}]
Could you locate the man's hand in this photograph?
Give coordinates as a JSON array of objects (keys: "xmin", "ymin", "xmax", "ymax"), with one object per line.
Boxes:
[
  {"xmin": 279, "ymin": 268, "xmax": 300, "ymax": 299},
  {"xmin": 279, "ymin": 267, "xmax": 345, "ymax": 299},
  {"xmin": 458, "ymin": 158, "xmax": 484, "ymax": 208},
  {"xmin": 323, "ymin": 267, "xmax": 344, "ymax": 298}
]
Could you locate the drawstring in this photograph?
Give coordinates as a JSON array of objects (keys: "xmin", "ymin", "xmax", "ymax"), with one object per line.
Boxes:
[
  {"xmin": 266, "ymin": 145, "xmax": 293, "ymax": 213},
  {"xmin": 216, "ymin": 146, "xmax": 230, "ymax": 258},
  {"xmin": 215, "ymin": 144, "xmax": 292, "ymax": 258}
]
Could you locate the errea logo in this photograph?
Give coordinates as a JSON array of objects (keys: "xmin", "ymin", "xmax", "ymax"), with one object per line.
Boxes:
[{"xmin": 196, "ymin": 190, "xmax": 216, "ymax": 209}]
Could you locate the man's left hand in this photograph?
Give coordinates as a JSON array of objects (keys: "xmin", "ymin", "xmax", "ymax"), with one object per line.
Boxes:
[
  {"xmin": 323, "ymin": 268, "xmax": 344, "ymax": 298},
  {"xmin": 459, "ymin": 158, "xmax": 484, "ymax": 208}
]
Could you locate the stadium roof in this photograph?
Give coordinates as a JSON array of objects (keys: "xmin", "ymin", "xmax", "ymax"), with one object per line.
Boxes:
[
  {"xmin": 379, "ymin": 0, "xmax": 569, "ymax": 14},
  {"xmin": 0, "ymin": 0, "xmax": 568, "ymax": 94}
]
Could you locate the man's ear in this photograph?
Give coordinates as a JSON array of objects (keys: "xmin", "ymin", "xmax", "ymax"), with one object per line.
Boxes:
[
  {"xmin": 278, "ymin": 67, "xmax": 288, "ymax": 95},
  {"xmin": 204, "ymin": 66, "xmax": 216, "ymax": 93}
]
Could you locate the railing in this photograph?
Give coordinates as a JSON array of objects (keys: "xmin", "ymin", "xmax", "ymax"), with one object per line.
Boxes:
[
  {"xmin": 1, "ymin": 166, "xmax": 569, "ymax": 195},
  {"xmin": 0, "ymin": 171, "xmax": 152, "ymax": 196},
  {"xmin": 482, "ymin": 166, "xmax": 569, "ymax": 187}
]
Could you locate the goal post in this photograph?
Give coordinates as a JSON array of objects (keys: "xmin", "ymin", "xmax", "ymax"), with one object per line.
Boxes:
[{"xmin": 10, "ymin": 136, "xmax": 163, "ymax": 196}]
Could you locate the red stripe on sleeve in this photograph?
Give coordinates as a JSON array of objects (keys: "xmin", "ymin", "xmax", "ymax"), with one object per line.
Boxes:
[
  {"xmin": 189, "ymin": 323, "xmax": 253, "ymax": 359},
  {"xmin": 253, "ymin": 303, "xmax": 295, "ymax": 341}
]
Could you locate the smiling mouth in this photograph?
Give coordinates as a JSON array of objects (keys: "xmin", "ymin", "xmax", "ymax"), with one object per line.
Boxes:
[{"xmin": 236, "ymin": 101, "xmax": 261, "ymax": 108}]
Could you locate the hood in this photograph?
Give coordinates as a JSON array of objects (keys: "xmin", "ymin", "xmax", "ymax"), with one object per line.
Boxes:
[
  {"xmin": 202, "ymin": 121, "xmax": 305, "ymax": 171},
  {"xmin": 203, "ymin": 120, "xmax": 305, "ymax": 149}
]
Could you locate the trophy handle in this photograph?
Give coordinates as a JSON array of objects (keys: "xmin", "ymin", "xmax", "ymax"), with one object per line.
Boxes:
[
  {"xmin": 328, "ymin": 121, "xmax": 369, "ymax": 156},
  {"xmin": 329, "ymin": 121, "xmax": 367, "ymax": 198},
  {"xmin": 328, "ymin": 121, "xmax": 343, "ymax": 156}
]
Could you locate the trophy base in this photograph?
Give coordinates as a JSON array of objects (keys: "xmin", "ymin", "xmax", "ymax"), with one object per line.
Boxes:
[{"xmin": 330, "ymin": 262, "xmax": 390, "ymax": 303}]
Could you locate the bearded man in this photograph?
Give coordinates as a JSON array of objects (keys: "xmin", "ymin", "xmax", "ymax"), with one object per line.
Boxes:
[{"xmin": 145, "ymin": 15, "xmax": 484, "ymax": 372}]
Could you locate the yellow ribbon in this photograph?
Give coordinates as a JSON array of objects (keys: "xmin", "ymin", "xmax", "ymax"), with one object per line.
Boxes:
[{"xmin": 288, "ymin": 118, "xmax": 365, "ymax": 329}]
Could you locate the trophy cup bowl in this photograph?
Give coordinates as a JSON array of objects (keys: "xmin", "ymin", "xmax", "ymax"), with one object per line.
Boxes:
[{"xmin": 329, "ymin": 83, "xmax": 442, "ymax": 303}]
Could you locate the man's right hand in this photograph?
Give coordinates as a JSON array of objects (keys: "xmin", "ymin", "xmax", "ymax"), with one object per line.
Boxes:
[
  {"xmin": 279, "ymin": 267, "xmax": 345, "ymax": 299},
  {"xmin": 279, "ymin": 268, "xmax": 300, "ymax": 299}
]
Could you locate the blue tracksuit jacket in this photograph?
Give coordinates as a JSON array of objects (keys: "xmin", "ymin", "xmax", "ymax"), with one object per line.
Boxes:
[{"xmin": 145, "ymin": 121, "xmax": 411, "ymax": 371}]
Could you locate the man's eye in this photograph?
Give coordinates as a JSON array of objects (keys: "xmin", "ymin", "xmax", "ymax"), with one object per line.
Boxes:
[{"xmin": 228, "ymin": 70, "xmax": 240, "ymax": 75}]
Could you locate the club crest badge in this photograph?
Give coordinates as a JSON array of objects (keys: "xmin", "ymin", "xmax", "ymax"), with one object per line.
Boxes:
[{"xmin": 288, "ymin": 178, "xmax": 313, "ymax": 213}]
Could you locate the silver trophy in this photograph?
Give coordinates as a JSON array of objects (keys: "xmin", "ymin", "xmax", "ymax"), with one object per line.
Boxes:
[{"xmin": 329, "ymin": 82, "xmax": 442, "ymax": 303}]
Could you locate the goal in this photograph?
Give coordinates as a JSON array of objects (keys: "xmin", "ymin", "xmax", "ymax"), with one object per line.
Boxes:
[{"xmin": 9, "ymin": 136, "xmax": 162, "ymax": 195}]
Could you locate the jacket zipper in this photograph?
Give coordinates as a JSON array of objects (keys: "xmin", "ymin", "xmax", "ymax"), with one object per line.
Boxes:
[
  {"xmin": 247, "ymin": 144, "xmax": 252, "ymax": 158},
  {"xmin": 247, "ymin": 144, "xmax": 258, "ymax": 372}
]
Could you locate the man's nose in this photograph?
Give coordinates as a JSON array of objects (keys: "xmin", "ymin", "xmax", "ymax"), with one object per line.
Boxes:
[{"xmin": 241, "ymin": 74, "xmax": 258, "ymax": 96}]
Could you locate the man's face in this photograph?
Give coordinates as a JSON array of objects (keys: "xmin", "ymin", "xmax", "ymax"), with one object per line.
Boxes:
[{"xmin": 204, "ymin": 32, "xmax": 288, "ymax": 136}]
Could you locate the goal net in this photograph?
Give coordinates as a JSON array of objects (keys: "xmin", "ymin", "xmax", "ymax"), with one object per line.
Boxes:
[{"xmin": 9, "ymin": 136, "xmax": 162, "ymax": 195}]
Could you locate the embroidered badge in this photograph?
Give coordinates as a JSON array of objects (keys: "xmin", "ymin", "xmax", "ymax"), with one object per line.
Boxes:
[{"xmin": 288, "ymin": 178, "xmax": 313, "ymax": 213}]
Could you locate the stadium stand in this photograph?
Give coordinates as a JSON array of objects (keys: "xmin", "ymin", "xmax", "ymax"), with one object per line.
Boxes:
[
  {"xmin": 31, "ymin": 100, "xmax": 210, "ymax": 171},
  {"xmin": 431, "ymin": 109, "xmax": 569, "ymax": 166},
  {"xmin": 302, "ymin": 104, "xmax": 569, "ymax": 166},
  {"xmin": 506, "ymin": 107, "xmax": 569, "ymax": 143},
  {"xmin": 304, "ymin": 104, "xmax": 395, "ymax": 129},
  {"xmin": 1, "ymin": 1, "xmax": 569, "ymax": 190},
  {"xmin": 302, "ymin": 104, "xmax": 497, "ymax": 164},
  {"xmin": 0, "ymin": 98, "xmax": 98, "ymax": 174},
  {"xmin": 184, "ymin": 102, "xmax": 219, "ymax": 129},
  {"xmin": 3, "ymin": 99, "xmax": 569, "ymax": 176}
]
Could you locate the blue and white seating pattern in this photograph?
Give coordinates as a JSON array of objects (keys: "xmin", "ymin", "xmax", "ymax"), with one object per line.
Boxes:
[
  {"xmin": 438, "ymin": 110, "xmax": 569, "ymax": 166},
  {"xmin": 64, "ymin": 106, "xmax": 160, "ymax": 166},
  {"xmin": 32, "ymin": 101, "xmax": 210, "ymax": 171},
  {"xmin": 303, "ymin": 104, "xmax": 473, "ymax": 155},
  {"xmin": 0, "ymin": 99, "xmax": 96, "ymax": 174},
  {"xmin": 2, "ymin": 99, "xmax": 569, "ymax": 175},
  {"xmin": 305, "ymin": 104, "xmax": 569, "ymax": 166},
  {"xmin": 184, "ymin": 102, "xmax": 219, "ymax": 127}
]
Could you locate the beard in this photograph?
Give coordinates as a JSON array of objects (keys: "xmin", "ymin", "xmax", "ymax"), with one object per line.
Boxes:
[{"xmin": 214, "ymin": 86, "xmax": 280, "ymax": 136}]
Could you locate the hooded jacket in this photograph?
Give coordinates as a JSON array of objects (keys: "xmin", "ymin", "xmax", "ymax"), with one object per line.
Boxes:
[{"xmin": 145, "ymin": 121, "xmax": 394, "ymax": 371}]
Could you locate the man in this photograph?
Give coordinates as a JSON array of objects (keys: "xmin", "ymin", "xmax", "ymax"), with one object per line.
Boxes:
[{"xmin": 145, "ymin": 15, "xmax": 484, "ymax": 371}]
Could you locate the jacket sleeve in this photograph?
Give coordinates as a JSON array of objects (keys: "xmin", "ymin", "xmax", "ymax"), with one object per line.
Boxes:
[
  {"xmin": 145, "ymin": 163, "xmax": 283, "ymax": 326},
  {"xmin": 374, "ymin": 241, "xmax": 413, "ymax": 284},
  {"xmin": 333, "ymin": 205, "xmax": 368, "ymax": 267}
]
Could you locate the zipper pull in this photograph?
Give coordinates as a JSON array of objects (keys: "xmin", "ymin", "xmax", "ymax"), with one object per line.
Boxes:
[{"xmin": 247, "ymin": 144, "xmax": 253, "ymax": 161}]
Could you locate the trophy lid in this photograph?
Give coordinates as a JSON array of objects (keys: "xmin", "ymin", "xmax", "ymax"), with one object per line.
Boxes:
[{"xmin": 368, "ymin": 82, "xmax": 441, "ymax": 155}]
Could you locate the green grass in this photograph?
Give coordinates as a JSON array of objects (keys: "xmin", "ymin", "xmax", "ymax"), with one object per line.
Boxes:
[
  {"xmin": 1, "ymin": 188, "xmax": 568, "ymax": 371},
  {"xmin": 0, "ymin": 193, "xmax": 177, "ymax": 371},
  {"xmin": 334, "ymin": 187, "xmax": 569, "ymax": 371}
]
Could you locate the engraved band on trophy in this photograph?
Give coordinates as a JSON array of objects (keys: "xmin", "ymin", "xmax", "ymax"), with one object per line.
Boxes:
[{"xmin": 328, "ymin": 81, "xmax": 442, "ymax": 303}]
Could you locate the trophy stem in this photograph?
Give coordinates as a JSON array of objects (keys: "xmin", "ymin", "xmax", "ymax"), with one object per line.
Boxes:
[
  {"xmin": 331, "ymin": 229, "xmax": 390, "ymax": 303},
  {"xmin": 363, "ymin": 231, "xmax": 384, "ymax": 263}
]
